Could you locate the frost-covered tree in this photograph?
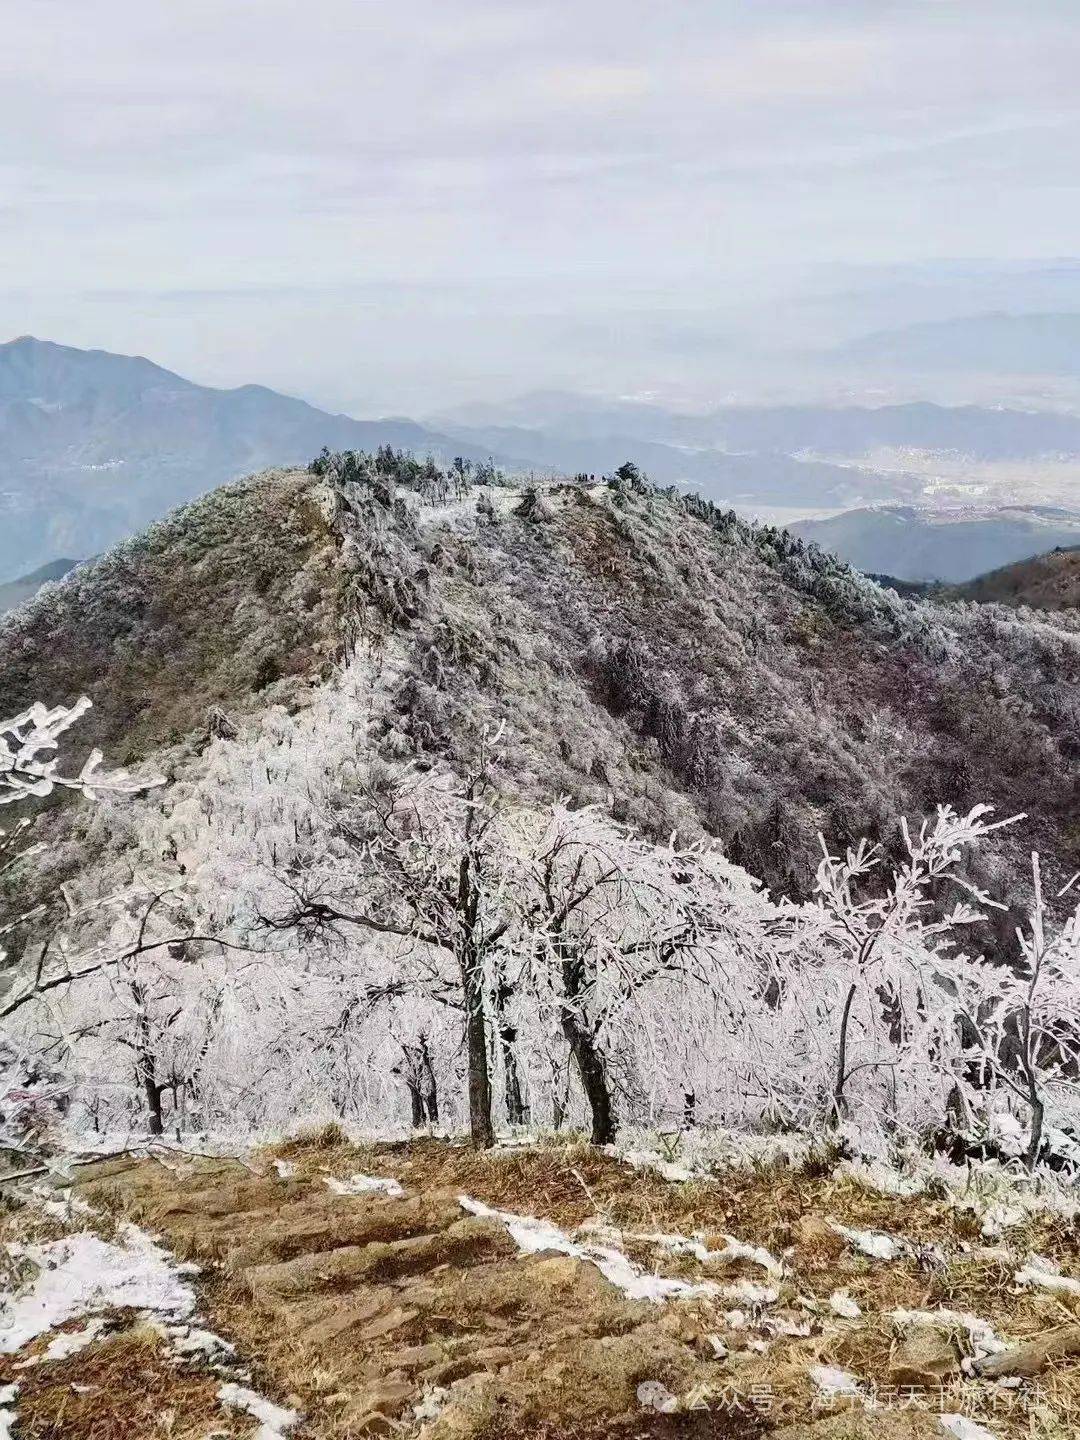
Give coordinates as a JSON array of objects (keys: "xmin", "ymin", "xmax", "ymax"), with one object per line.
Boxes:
[
  {"xmin": 953, "ymin": 855, "xmax": 1080, "ymax": 1168},
  {"xmin": 1, "ymin": 697, "xmax": 163, "ymax": 976},
  {"xmin": 9, "ymin": 668, "xmax": 1080, "ymax": 1171},
  {"xmin": 807, "ymin": 805, "xmax": 1017, "ymax": 1128},
  {"xmin": 511, "ymin": 804, "xmax": 771, "ymax": 1144},
  {"xmin": 263, "ymin": 729, "xmax": 517, "ymax": 1148},
  {"xmin": 0, "ymin": 697, "xmax": 173, "ymax": 1144}
]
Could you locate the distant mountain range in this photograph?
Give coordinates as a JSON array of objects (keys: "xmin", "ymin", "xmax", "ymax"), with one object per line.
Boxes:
[
  {"xmin": 442, "ymin": 391, "xmax": 1080, "ymax": 463},
  {"xmin": 0, "ymin": 336, "xmax": 498, "ymax": 582},
  {"xmin": 0, "ymin": 557, "xmax": 77, "ymax": 616},
  {"xmin": 791, "ymin": 504, "xmax": 1080, "ymax": 584},
  {"xmin": 10, "ymin": 338, "xmax": 1080, "ymax": 592},
  {"xmin": 838, "ymin": 311, "xmax": 1080, "ymax": 378}
]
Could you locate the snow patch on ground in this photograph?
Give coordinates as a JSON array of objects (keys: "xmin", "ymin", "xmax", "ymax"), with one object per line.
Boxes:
[
  {"xmin": 0, "ymin": 1224, "xmax": 196, "ymax": 1354},
  {"xmin": 940, "ymin": 1415, "xmax": 1000, "ymax": 1440},
  {"xmin": 323, "ymin": 1172, "xmax": 404, "ymax": 1198},
  {"xmin": 829, "ymin": 1289, "xmax": 861, "ymax": 1318},
  {"xmin": 651, "ymin": 1230, "xmax": 783, "ymax": 1277},
  {"xmin": 459, "ymin": 1195, "xmax": 723, "ymax": 1304},
  {"xmin": 889, "ymin": 1307, "xmax": 1008, "ymax": 1362},
  {"xmin": 42, "ymin": 1316, "xmax": 107, "ymax": 1361},
  {"xmin": 218, "ymin": 1382, "xmax": 299, "ymax": 1439},
  {"xmin": 810, "ymin": 1364, "xmax": 866, "ymax": 1399},
  {"xmin": 0, "ymin": 1384, "xmax": 15, "ymax": 1440},
  {"xmin": 168, "ymin": 1323, "xmax": 236, "ymax": 1357}
]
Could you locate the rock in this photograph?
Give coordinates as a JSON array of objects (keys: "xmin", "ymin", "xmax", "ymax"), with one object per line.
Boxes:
[
  {"xmin": 466, "ymin": 1345, "xmax": 515, "ymax": 1370},
  {"xmin": 380, "ymin": 1341, "xmax": 446, "ymax": 1373},
  {"xmin": 340, "ymin": 1378, "xmax": 416, "ymax": 1433},
  {"xmin": 974, "ymin": 1325, "xmax": 1080, "ymax": 1379},
  {"xmin": 357, "ymin": 1305, "xmax": 418, "ymax": 1342},
  {"xmin": 293, "ymin": 1288, "xmax": 396, "ymax": 1346},
  {"xmin": 357, "ymin": 1379, "xmax": 414, "ymax": 1415},
  {"xmin": 889, "ymin": 1328, "xmax": 962, "ymax": 1388}
]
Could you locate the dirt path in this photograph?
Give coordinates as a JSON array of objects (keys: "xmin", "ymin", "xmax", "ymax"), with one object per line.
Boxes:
[{"xmin": 2, "ymin": 1136, "xmax": 1077, "ymax": 1439}]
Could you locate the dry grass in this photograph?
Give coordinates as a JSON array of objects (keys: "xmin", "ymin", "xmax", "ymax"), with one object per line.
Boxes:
[
  {"xmin": 4, "ymin": 1134, "xmax": 1074, "ymax": 1440},
  {"xmin": 8, "ymin": 1327, "xmax": 248, "ymax": 1440}
]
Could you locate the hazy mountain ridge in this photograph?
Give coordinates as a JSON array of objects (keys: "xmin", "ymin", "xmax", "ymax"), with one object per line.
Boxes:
[
  {"xmin": 791, "ymin": 504, "xmax": 1080, "ymax": 583},
  {"xmin": 840, "ymin": 311, "xmax": 1080, "ymax": 377},
  {"xmin": 444, "ymin": 391, "xmax": 1080, "ymax": 463},
  {"xmin": 0, "ymin": 337, "xmax": 501, "ymax": 582},
  {"xmin": 949, "ymin": 543, "xmax": 1080, "ymax": 609},
  {"xmin": 0, "ymin": 557, "xmax": 77, "ymax": 616},
  {"xmin": 11, "ymin": 339, "xmax": 1080, "ymax": 593}
]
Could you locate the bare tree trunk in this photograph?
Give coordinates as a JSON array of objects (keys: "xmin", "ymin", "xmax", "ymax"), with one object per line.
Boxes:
[
  {"xmin": 500, "ymin": 1022, "xmax": 529, "ymax": 1127},
  {"xmin": 832, "ymin": 982, "xmax": 858, "ymax": 1124},
  {"xmin": 493, "ymin": 972, "xmax": 529, "ymax": 1127},
  {"xmin": 1026, "ymin": 1092, "xmax": 1045, "ymax": 1171},
  {"xmin": 1022, "ymin": 1018, "xmax": 1045, "ymax": 1170},
  {"xmin": 132, "ymin": 984, "xmax": 165, "ymax": 1137},
  {"xmin": 463, "ymin": 968, "xmax": 494, "ymax": 1147},
  {"xmin": 137, "ymin": 1055, "xmax": 164, "ymax": 1136},
  {"xmin": 417, "ymin": 1031, "xmax": 439, "ymax": 1124},
  {"xmin": 558, "ymin": 948, "xmax": 614, "ymax": 1145},
  {"xmin": 458, "ymin": 843, "xmax": 495, "ymax": 1148},
  {"xmin": 404, "ymin": 1071, "xmax": 425, "ymax": 1128},
  {"xmin": 561, "ymin": 1006, "xmax": 615, "ymax": 1145}
]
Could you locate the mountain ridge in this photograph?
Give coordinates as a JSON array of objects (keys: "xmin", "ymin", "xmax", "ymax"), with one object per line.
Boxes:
[
  {"xmin": 791, "ymin": 502, "xmax": 1080, "ymax": 583},
  {"xmin": 4, "ymin": 460, "xmax": 1079, "ymax": 923},
  {"xmin": 0, "ymin": 337, "xmax": 507, "ymax": 583}
]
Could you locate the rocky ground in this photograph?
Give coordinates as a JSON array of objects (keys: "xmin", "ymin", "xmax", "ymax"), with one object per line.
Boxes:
[{"xmin": 1, "ymin": 1131, "xmax": 1078, "ymax": 1440}]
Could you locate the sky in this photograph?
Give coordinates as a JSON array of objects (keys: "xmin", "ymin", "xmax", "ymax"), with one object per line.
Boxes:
[{"xmin": 3, "ymin": 1, "xmax": 1080, "ymax": 412}]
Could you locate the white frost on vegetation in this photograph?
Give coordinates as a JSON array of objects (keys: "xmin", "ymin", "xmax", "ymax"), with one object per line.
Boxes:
[
  {"xmin": 828, "ymin": 1219, "xmax": 903, "ymax": 1260},
  {"xmin": 0, "ymin": 1224, "xmax": 195, "ymax": 1354},
  {"xmin": 459, "ymin": 1195, "xmax": 723, "ymax": 1304},
  {"xmin": 1014, "ymin": 1255, "xmax": 1080, "ymax": 1297},
  {"xmin": 889, "ymin": 1308, "xmax": 1008, "ymax": 1362},
  {"xmin": 839, "ymin": 1158, "xmax": 926, "ymax": 1197},
  {"xmin": 324, "ymin": 1172, "xmax": 404, "ymax": 1198},
  {"xmin": 810, "ymin": 1364, "xmax": 866, "ymax": 1399},
  {"xmin": 721, "ymin": 1278, "xmax": 780, "ymax": 1306},
  {"xmin": 617, "ymin": 1147, "xmax": 696, "ymax": 1183},
  {"xmin": 934, "ymin": 1156, "xmax": 1080, "ymax": 1237}
]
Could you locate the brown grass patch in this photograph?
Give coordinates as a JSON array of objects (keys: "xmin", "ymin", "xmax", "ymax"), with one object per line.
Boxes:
[
  {"xmin": 44, "ymin": 1134, "xmax": 1080, "ymax": 1440},
  {"xmin": 10, "ymin": 1327, "xmax": 249, "ymax": 1440}
]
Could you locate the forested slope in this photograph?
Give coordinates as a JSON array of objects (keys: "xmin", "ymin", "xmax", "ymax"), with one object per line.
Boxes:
[{"xmin": 4, "ymin": 461, "xmax": 1080, "ymax": 909}]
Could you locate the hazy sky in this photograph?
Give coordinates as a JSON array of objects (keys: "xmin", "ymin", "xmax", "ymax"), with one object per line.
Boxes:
[{"xmin": 3, "ymin": 1, "xmax": 1080, "ymax": 410}]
